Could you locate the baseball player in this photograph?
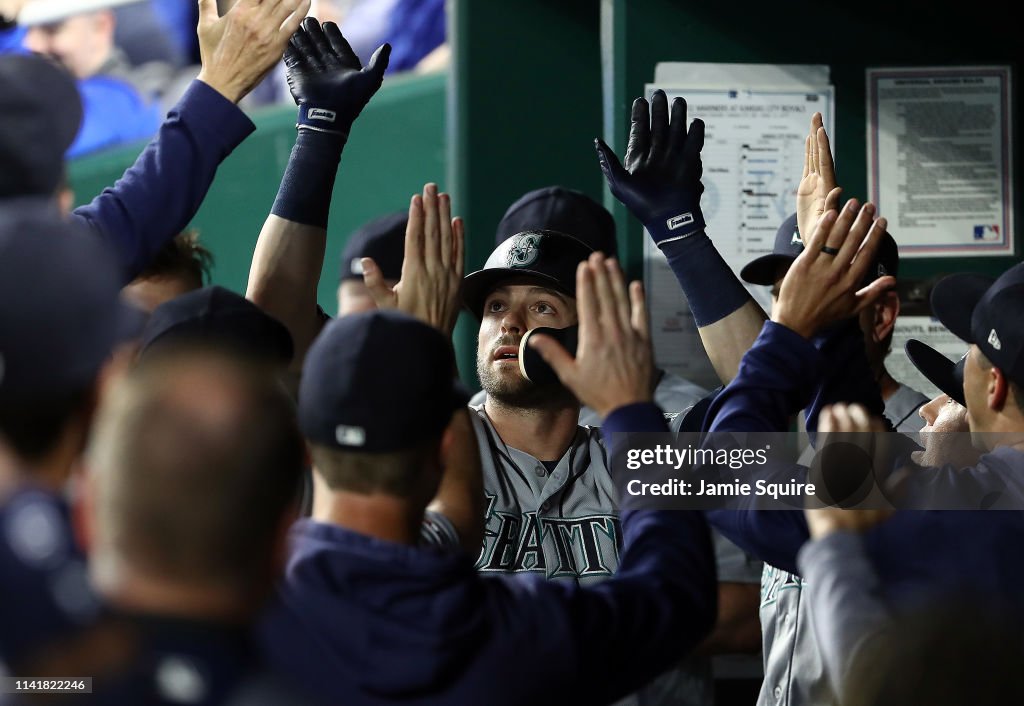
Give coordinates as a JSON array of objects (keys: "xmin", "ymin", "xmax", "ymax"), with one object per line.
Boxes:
[
  {"xmin": 594, "ymin": 92, "xmax": 939, "ymax": 706},
  {"xmin": 0, "ymin": 0, "xmax": 308, "ymax": 284},
  {"xmin": 336, "ymin": 210, "xmax": 407, "ymax": 316},
  {"xmin": 467, "ymin": 184, "xmax": 710, "ymax": 429},
  {"xmin": 741, "ymin": 113, "xmax": 928, "ymax": 434},
  {"xmin": 81, "ymin": 343, "xmax": 320, "ymax": 705},
  {"xmin": 463, "ymin": 228, "xmax": 763, "ymax": 706},
  {"xmin": 258, "ymin": 259, "xmax": 718, "ymax": 705},
  {"xmin": 245, "ymin": 19, "xmax": 488, "ymax": 548},
  {"xmin": 0, "ymin": 211, "xmax": 136, "ymax": 679},
  {"xmin": 247, "ymin": 16, "xmax": 392, "ymax": 375},
  {"xmin": 245, "ymin": 24, "xmax": 760, "ymax": 704},
  {"xmin": 702, "ymin": 203, "xmax": 1024, "ymax": 703},
  {"xmin": 795, "ymin": 339, "xmax": 976, "ymax": 702}
]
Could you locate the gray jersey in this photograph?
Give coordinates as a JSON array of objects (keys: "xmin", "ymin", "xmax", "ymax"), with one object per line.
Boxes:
[
  {"xmin": 469, "ymin": 403, "xmax": 761, "ymax": 706},
  {"xmin": 763, "ymin": 383, "xmax": 929, "ymax": 706}
]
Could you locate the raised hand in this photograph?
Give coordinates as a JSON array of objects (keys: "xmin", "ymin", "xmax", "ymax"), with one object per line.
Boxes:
[
  {"xmin": 528, "ymin": 253, "xmax": 653, "ymax": 419},
  {"xmin": 362, "ymin": 183, "xmax": 465, "ymax": 335},
  {"xmin": 284, "ymin": 17, "xmax": 391, "ymax": 137},
  {"xmin": 795, "ymin": 112, "xmax": 842, "ymax": 246},
  {"xmin": 196, "ymin": 0, "xmax": 311, "ymax": 104},
  {"xmin": 772, "ymin": 200, "xmax": 894, "ymax": 339},
  {"xmin": 595, "ymin": 90, "xmax": 706, "ymax": 244},
  {"xmin": 805, "ymin": 403, "xmax": 894, "ymax": 538}
]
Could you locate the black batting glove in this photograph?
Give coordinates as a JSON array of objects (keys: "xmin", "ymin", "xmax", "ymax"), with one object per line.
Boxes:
[
  {"xmin": 284, "ymin": 17, "xmax": 391, "ymax": 138},
  {"xmin": 595, "ymin": 90, "xmax": 707, "ymax": 245}
]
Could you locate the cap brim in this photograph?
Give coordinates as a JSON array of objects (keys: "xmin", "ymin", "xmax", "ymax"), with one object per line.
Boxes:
[
  {"xmin": 461, "ymin": 268, "xmax": 572, "ymax": 320},
  {"xmin": 904, "ymin": 339, "xmax": 966, "ymax": 406},
  {"xmin": 930, "ymin": 274, "xmax": 993, "ymax": 343},
  {"xmin": 740, "ymin": 254, "xmax": 795, "ymax": 286}
]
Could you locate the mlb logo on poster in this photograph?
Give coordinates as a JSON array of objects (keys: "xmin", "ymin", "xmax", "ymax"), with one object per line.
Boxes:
[{"xmin": 974, "ymin": 224, "xmax": 1000, "ymax": 240}]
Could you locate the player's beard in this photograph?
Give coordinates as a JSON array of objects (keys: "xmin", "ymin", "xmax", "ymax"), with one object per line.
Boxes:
[{"xmin": 476, "ymin": 336, "xmax": 577, "ymax": 410}]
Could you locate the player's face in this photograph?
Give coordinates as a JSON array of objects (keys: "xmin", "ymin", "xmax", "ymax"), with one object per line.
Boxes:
[
  {"xmin": 912, "ymin": 393, "xmax": 976, "ymax": 468},
  {"xmin": 476, "ymin": 283, "xmax": 577, "ymax": 404}
]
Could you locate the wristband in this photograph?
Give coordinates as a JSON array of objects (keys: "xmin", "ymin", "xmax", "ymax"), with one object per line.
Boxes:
[
  {"xmin": 659, "ymin": 231, "xmax": 750, "ymax": 327},
  {"xmin": 271, "ymin": 129, "xmax": 346, "ymax": 229},
  {"xmin": 297, "ymin": 103, "xmax": 350, "ymax": 138},
  {"xmin": 642, "ymin": 201, "xmax": 706, "ymax": 246}
]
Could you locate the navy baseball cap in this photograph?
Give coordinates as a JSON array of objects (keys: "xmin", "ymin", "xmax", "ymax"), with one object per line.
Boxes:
[
  {"xmin": 0, "ymin": 213, "xmax": 134, "ymax": 403},
  {"xmin": 740, "ymin": 213, "xmax": 900, "ymax": 286},
  {"xmin": 139, "ymin": 285, "xmax": 294, "ymax": 364},
  {"xmin": 0, "ymin": 52, "xmax": 82, "ymax": 197},
  {"xmin": 462, "ymin": 230, "xmax": 594, "ymax": 320},
  {"xmin": 740, "ymin": 214, "xmax": 804, "ymax": 286},
  {"xmin": 905, "ymin": 339, "xmax": 967, "ymax": 407},
  {"xmin": 339, "ymin": 211, "xmax": 407, "ymax": 282},
  {"xmin": 495, "ymin": 186, "xmax": 617, "ymax": 256},
  {"xmin": 298, "ymin": 310, "xmax": 469, "ymax": 452},
  {"xmin": 931, "ymin": 263, "xmax": 1024, "ymax": 388}
]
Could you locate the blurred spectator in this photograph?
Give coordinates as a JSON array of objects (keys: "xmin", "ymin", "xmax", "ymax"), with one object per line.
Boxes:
[
  {"xmin": 150, "ymin": 0, "xmax": 198, "ymax": 65},
  {"xmin": 245, "ymin": 0, "xmax": 442, "ymax": 108},
  {"xmin": 380, "ymin": 0, "xmax": 443, "ymax": 74},
  {"xmin": 0, "ymin": 0, "xmax": 28, "ymax": 52},
  {"xmin": 18, "ymin": 0, "xmax": 186, "ymax": 157},
  {"xmin": 111, "ymin": 0, "xmax": 183, "ymax": 67},
  {"xmin": 334, "ymin": 0, "xmax": 396, "ymax": 65}
]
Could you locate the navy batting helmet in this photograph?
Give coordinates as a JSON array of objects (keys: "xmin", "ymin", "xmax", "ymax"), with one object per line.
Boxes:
[{"xmin": 461, "ymin": 230, "xmax": 594, "ymax": 320}]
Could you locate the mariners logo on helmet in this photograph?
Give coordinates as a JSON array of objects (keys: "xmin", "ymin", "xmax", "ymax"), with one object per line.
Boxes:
[{"xmin": 506, "ymin": 233, "xmax": 542, "ymax": 268}]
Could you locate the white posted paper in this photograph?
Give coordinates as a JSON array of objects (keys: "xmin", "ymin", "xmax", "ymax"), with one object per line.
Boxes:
[
  {"xmin": 867, "ymin": 66, "xmax": 1014, "ymax": 257},
  {"xmin": 888, "ymin": 316, "xmax": 967, "ymax": 401}
]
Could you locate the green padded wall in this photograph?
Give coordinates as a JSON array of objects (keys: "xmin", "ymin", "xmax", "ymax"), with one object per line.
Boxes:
[
  {"xmin": 68, "ymin": 71, "xmax": 447, "ymax": 316},
  {"xmin": 449, "ymin": 0, "xmax": 604, "ymax": 387}
]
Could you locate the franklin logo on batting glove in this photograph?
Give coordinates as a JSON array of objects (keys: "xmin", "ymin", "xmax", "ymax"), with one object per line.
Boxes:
[
  {"xmin": 308, "ymin": 108, "xmax": 337, "ymax": 123},
  {"xmin": 666, "ymin": 212, "xmax": 696, "ymax": 231}
]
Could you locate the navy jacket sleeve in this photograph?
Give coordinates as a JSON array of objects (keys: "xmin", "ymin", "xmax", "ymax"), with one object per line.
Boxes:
[
  {"xmin": 71, "ymin": 80, "xmax": 256, "ymax": 283},
  {"xmin": 803, "ymin": 318, "xmax": 890, "ymax": 441},
  {"xmin": 702, "ymin": 319, "xmax": 906, "ymax": 574},
  {"xmin": 539, "ymin": 402, "xmax": 718, "ymax": 704},
  {"xmin": 701, "ymin": 321, "xmax": 820, "ymax": 573}
]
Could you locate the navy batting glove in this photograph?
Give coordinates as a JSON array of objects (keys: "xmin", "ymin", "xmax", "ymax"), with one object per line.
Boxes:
[
  {"xmin": 595, "ymin": 90, "xmax": 706, "ymax": 245},
  {"xmin": 284, "ymin": 18, "xmax": 391, "ymax": 138}
]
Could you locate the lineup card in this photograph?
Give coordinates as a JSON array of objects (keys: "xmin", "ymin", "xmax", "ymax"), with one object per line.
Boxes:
[{"xmin": 642, "ymin": 66, "xmax": 834, "ymax": 388}]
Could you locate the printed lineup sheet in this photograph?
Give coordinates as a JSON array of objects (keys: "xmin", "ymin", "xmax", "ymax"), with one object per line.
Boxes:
[
  {"xmin": 867, "ymin": 66, "xmax": 1014, "ymax": 258},
  {"xmin": 642, "ymin": 63, "xmax": 834, "ymax": 389}
]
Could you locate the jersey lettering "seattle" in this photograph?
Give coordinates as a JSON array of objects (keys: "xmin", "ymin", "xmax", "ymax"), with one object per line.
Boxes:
[{"xmin": 476, "ymin": 499, "xmax": 622, "ymax": 579}]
